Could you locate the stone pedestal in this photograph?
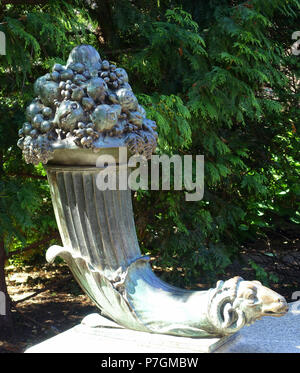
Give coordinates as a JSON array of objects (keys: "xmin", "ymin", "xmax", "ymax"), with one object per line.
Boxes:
[
  {"xmin": 24, "ymin": 313, "xmax": 236, "ymax": 353},
  {"xmin": 25, "ymin": 302, "xmax": 300, "ymax": 353},
  {"xmin": 216, "ymin": 301, "xmax": 300, "ymax": 353}
]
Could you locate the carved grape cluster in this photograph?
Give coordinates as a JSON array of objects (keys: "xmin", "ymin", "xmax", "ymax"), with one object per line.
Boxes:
[
  {"xmin": 99, "ymin": 60, "xmax": 128, "ymax": 91},
  {"xmin": 21, "ymin": 132, "xmax": 54, "ymax": 165},
  {"xmin": 73, "ymin": 121, "xmax": 100, "ymax": 148},
  {"xmin": 17, "ymin": 99, "xmax": 58, "ymax": 164}
]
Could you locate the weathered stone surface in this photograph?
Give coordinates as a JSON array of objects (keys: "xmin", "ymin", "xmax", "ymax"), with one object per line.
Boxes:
[
  {"xmin": 25, "ymin": 313, "xmax": 236, "ymax": 353},
  {"xmin": 216, "ymin": 301, "xmax": 300, "ymax": 353},
  {"xmin": 25, "ymin": 302, "xmax": 300, "ymax": 353}
]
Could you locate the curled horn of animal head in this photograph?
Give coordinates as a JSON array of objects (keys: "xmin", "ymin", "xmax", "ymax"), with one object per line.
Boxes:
[
  {"xmin": 207, "ymin": 276, "xmax": 246, "ymax": 335},
  {"xmin": 207, "ymin": 276, "xmax": 288, "ymax": 336}
]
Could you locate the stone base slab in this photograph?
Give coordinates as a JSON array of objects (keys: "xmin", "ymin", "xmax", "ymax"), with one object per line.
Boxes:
[
  {"xmin": 25, "ymin": 313, "xmax": 236, "ymax": 353},
  {"xmin": 216, "ymin": 301, "xmax": 300, "ymax": 353},
  {"xmin": 25, "ymin": 302, "xmax": 300, "ymax": 353}
]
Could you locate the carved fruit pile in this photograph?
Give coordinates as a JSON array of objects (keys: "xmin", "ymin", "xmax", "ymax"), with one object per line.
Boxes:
[{"xmin": 18, "ymin": 45, "xmax": 157, "ymax": 165}]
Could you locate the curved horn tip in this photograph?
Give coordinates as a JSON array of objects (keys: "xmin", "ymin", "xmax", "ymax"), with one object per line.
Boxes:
[{"xmin": 46, "ymin": 245, "xmax": 65, "ymax": 263}]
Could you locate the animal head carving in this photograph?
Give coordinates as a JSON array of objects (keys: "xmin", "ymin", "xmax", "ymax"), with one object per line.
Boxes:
[{"xmin": 208, "ymin": 276, "xmax": 288, "ymax": 336}]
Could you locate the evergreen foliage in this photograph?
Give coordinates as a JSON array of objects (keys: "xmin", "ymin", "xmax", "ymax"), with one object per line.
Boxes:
[{"xmin": 89, "ymin": 0, "xmax": 299, "ymax": 285}]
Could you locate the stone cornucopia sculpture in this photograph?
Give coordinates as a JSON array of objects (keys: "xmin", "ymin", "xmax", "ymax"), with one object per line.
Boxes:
[{"xmin": 18, "ymin": 45, "xmax": 288, "ymax": 338}]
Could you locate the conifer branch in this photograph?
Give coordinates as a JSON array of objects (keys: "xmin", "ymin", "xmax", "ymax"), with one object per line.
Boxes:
[{"xmin": 7, "ymin": 232, "xmax": 60, "ymax": 259}]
